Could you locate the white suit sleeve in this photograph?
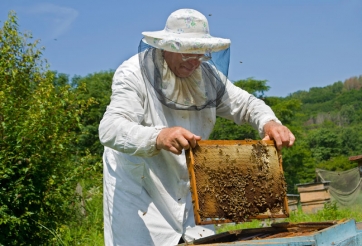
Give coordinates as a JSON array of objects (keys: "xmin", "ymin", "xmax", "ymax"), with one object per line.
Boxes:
[
  {"xmin": 98, "ymin": 58, "xmax": 164, "ymax": 157},
  {"xmin": 217, "ymin": 80, "xmax": 282, "ymax": 138}
]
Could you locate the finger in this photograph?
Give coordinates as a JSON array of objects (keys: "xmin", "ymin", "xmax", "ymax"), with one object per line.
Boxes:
[
  {"xmin": 274, "ymin": 137, "xmax": 283, "ymax": 150},
  {"xmin": 281, "ymin": 128, "xmax": 294, "ymax": 146},
  {"xmin": 262, "ymin": 135, "xmax": 271, "ymax": 141},
  {"xmin": 187, "ymin": 134, "xmax": 201, "ymax": 148},
  {"xmin": 177, "ymin": 137, "xmax": 191, "ymax": 150},
  {"xmin": 188, "ymin": 135, "xmax": 197, "ymax": 149},
  {"xmin": 278, "ymin": 128, "xmax": 296, "ymax": 148},
  {"xmin": 280, "ymin": 128, "xmax": 290, "ymax": 146},
  {"xmin": 288, "ymin": 131, "xmax": 296, "ymax": 147},
  {"xmin": 169, "ymin": 146, "xmax": 183, "ymax": 155},
  {"xmin": 270, "ymin": 130, "xmax": 283, "ymax": 150},
  {"xmin": 183, "ymin": 131, "xmax": 201, "ymax": 148}
]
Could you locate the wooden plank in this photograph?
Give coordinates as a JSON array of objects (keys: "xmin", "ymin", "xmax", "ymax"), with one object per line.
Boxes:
[
  {"xmin": 184, "ymin": 220, "xmax": 348, "ymax": 245},
  {"xmin": 186, "ymin": 147, "xmax": 201, "ymax": 225},
  {"xmin": 301, "ymin": 200, "xmax": 331, "ymax": 214},
  {"xmin": 299, "ymin": 189, "xmax": 330, "ymax": 203},
  {"xmin": 185, "ymin": 140, "xmax": 289, "ymax": 225},
  {"xmin": 297, "ymin": 182, "xmax": 329, "ymax": 192}
]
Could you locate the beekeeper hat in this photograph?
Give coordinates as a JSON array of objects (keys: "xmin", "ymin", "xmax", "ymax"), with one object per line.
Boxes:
[{"xmin": 142, "ymin": 9, "xmax": 231, "ymax": 54}]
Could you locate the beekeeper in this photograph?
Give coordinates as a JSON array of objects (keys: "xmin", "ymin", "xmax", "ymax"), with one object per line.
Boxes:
[{"xmin": 99, "ymin": 8, "xmax": 295, "ymax": 246}]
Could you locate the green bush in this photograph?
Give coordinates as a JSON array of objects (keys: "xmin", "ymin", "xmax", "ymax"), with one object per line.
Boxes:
[{"xmin": 0, "ymin": 12, "xmax": 93, "ymax": 245}]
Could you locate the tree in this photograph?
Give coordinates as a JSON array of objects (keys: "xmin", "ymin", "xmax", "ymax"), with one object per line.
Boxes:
[
  {"xmin": 209, "ymin": 117, "xmax": 259, "ymax": 140},
  {"xmin": 233, "ymin": 77, "xmax": 270, "ymax": 98},
  {"xmin": 281, "ymin": 140, "xmax": 316, "ymax": 192},
  {"xmin": 344, "ymin": 76, "xmax": 362, "ymax": 91},
  {"xmin": 210, "ymin": 78, "xmax": 302, "ymax": 140},
  {"xmin": 0, "ymin": 12, "xmax": 92, "ymax": 244},
  {"xmin": 209, "ymin": 78, "xmax": 270, "ymax": 140},
  {"xmin": 265, "ymin": 97, "xmax": 302, "ymax": 126},
  {"xmin": 316, "ymin": 156, "xmax": 357, "ymax": 172},
  {"xmin": 71, "ymin": 71, "xmax": 113, "ymax": 156},
  {"xmin": 307, "ymin": 128, "xmax": 342, "ymax": 162}
]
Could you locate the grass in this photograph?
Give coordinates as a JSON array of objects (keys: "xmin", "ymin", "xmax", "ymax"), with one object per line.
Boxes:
[
  {"xmin": 216, "ymin": 219, "xmax": 263, "ymax": 233},
  {"xmin": 216, "ymin": 201, "xmax": 362, "ymax": 234},
  {"xmin": 286, "ymin": 202, "xmax": 362, "ymax": 223},
  {"xmin": 56, "ymin": 180, "xmax": 104, "ymax": 246}
]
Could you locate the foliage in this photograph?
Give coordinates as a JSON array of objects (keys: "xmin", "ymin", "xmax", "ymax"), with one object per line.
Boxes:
[
  {"xmin": 286, "ymin": 202, "xmax": 362, "ymax": 223},
  {"xmin": 307, "ymin": 128, "xmax": 342, "ymax": 162},
  {"xmin": 216, "ymin": 219, "xmax": 262, "ymax": 234},
  {"xmin": 0, "ymin": 12, "xmax": 93, "ymax": 245},
  {"xmin": 281, "ymin": 140, "xmax": 316, "ymax": 192},
  {"xmin": 220, "ymin": 202, "xmax": 362, "ymax": 234},
  {"xmin": 284, "ymin": 76, "xmax": 362, "ymax": 187},
  {"xmin": 57, "ymin": 178, "xmax": 104, "ymax": 245},
  {"xmin": 344, "ymin": 75, "xmax": 362, "ymax": 91},
  {"xmin": 71, "ymin": 71, "xmax": 113, "ymax": 157},
  {"xmin": 209, "ymin": 78, "xmax": 272, "ymax": 141},
  {"xmin": 266, "ymin": 98, "xmax": 302, "ymax": 126},
  {"xmin": 316, "ymin": 156, "xmax": 357, "ymax": 172},
  {"xmin": 209, "ymin": 117, "xmax": 259, "ymax": 140},
  {"xmin": 233, "ymin": 77, "xmax": 270, "ymax": 98}
]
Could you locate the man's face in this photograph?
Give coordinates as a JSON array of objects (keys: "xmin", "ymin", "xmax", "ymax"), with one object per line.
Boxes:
[{"xmin": 163, "ymin": 51, "xmax": 202, "ymax": 78}]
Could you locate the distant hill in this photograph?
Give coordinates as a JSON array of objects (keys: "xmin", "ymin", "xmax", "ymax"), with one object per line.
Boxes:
[
  {"xmin": 288, "ymin": 75, "xmax": 362, "ymax": 127},
  {"xmin": 276, "ymin": 75, "xmax": 362, "ymax": 191}
]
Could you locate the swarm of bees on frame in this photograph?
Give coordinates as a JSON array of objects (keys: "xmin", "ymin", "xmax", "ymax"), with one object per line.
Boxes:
[{"xmin": 193, "ymin": 141, "xmax": 287, "ymax": 223}]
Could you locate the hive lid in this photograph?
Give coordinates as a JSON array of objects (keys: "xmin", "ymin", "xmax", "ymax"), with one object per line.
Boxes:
[{"xmin": 185, "ymin": 140, "xmax": 289, "ymax": 225}]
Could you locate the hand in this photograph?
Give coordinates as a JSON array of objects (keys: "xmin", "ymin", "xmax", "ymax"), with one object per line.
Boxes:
[
  {"xmin": 156, "ymin": 127, "xmax": 201, "ymax": 155},
  {"xmin": 262, "ymin": 121, "xmax": 295, "ymax": 150}
]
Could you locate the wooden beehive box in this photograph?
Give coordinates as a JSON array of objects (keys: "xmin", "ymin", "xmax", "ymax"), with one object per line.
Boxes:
[
  {"xmin": 296, "ymin": 181, "xmax": 331, "ymax": 214},
  {"xmin": 185, "ymin": 140, "xmax": 289, "ymax": 225}
]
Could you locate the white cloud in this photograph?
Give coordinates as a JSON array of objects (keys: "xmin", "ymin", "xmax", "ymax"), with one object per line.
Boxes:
[{"xmin": 26, "ymin": 3, "xmax": 78, "ymax": 39}]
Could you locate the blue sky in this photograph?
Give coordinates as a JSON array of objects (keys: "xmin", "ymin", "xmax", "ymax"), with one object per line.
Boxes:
[{"xmin": 1, "ymin": 0, "xmax": 361, "ymax": 97}]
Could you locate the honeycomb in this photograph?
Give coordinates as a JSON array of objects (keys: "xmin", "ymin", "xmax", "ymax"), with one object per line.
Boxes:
[{"xmin": 186, "ymin": 140, "xmax": 288, "ymax": 225}]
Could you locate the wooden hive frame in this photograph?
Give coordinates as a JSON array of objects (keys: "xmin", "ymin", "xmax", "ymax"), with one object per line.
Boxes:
[{"xmin": 185, "ymin": 140, "xmax": 289, "ymax": 225}]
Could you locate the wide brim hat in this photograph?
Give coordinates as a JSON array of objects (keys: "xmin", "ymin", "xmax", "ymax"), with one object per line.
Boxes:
[{"xmin": 142, "ymin": 9, "xmax": 231, "ymax": 54}]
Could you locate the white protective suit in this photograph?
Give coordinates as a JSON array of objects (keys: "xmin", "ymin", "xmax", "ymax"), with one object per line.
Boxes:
[{"xmin": 99, "ymin": 53, "xmax": 281, "ymax": 246}]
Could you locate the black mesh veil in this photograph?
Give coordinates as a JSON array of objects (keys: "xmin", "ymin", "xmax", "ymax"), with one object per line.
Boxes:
[{"xmin": 138, "ymin": 39, "xmax": 230, "ymax": 111}]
